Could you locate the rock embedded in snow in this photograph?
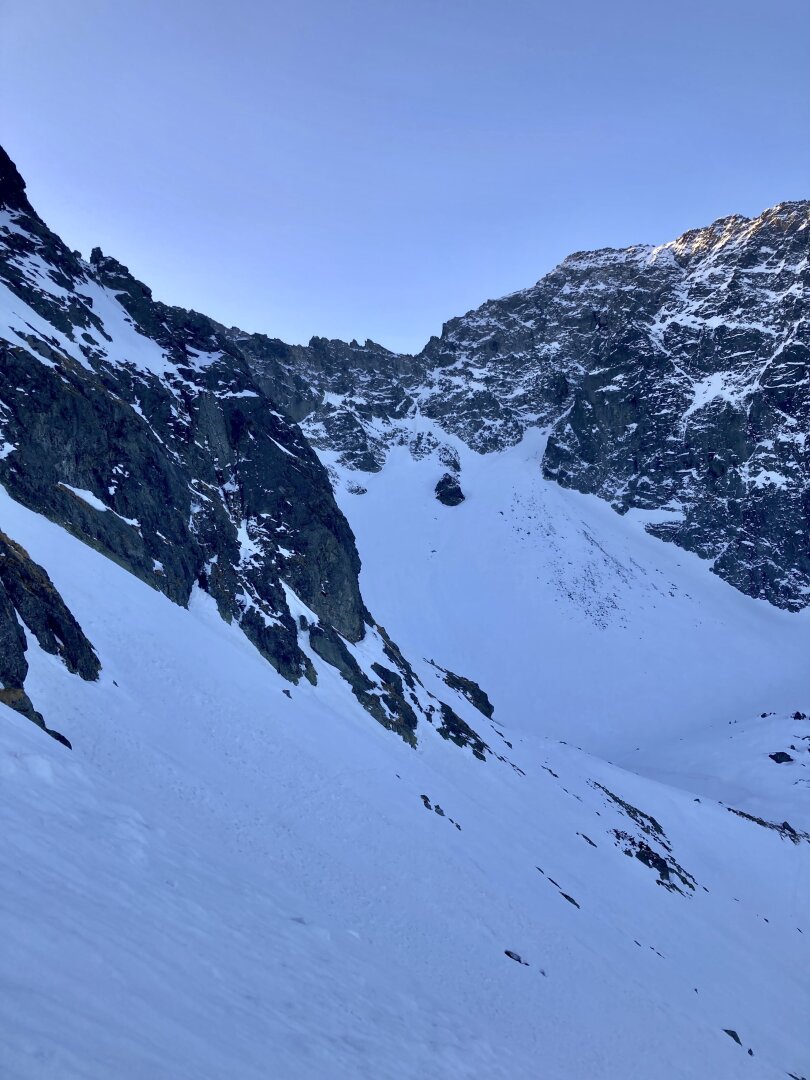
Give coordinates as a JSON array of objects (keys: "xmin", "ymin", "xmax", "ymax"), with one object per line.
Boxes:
[
  {"xmin": 0, "ymin": 528, "xmax": 97, "ymax": 743},
  {"xmin": 0, "ymin": 530, "xmax": 99, "ymax": 681},
  {"xmin": 435, "ymin": 472, "xmax": 465, "ymax": 506}
]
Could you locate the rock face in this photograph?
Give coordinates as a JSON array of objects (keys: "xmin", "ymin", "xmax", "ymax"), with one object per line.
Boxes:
[
  {"xmin": 0, "ymin": 145, "xmax": 488, "ymax": 752},
  {"xmin": 0, "ymin": 531, "xmax": 100, "ymax": 681},
  {"xmin": 0, "ymin": 530, "xmax": 98, "ymax": 744},
  {"xmin": 232, "ymin": 204, "xmax": 810, "ymax": 610}
]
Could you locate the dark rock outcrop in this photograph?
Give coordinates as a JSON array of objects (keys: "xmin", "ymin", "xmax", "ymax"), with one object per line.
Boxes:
[
  {"xmin": 0, "ymin": 531, "xmax": 100, "ymax": 679},
  {"xmin": 435, "ymin": 702, "xmax": 488, "ymax": 760},
  {"xmin": 435, "ymin": 665, "xmax": 495, "ymax": 719},
  {"xmin": 769, "ymin": 751, "xmax": 794, "ymax": 764},
  {"xmin": 0, "ymin": 531, "xmax": 97, "ymax": 745},
  {"xmin": 0, "ymin": 145, "xmax": 35, "ymax": 215},
  {"xmin": 435, "ymin": 473, "xmax": 465, "ymax": 506}
]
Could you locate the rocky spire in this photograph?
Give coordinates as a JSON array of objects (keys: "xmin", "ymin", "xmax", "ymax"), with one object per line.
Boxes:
[{"xmin": 0, "ymin": 144, "xmax": 35, "ymax": 215}]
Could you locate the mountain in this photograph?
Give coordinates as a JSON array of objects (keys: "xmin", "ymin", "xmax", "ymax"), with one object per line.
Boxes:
[
  {"xmin": 1, "ymin": 144, "xmax": 809, "ymax": 1080},
  {"xmin": 232, "ymin": 202, "xmax": 810, "ymax": 610},
  {"xmin": 0, "ymin": 145, "xmax": 486, "ymax": 756}
]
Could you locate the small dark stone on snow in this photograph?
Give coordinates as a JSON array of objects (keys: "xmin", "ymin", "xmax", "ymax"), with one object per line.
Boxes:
[
  {"xmin": 723, "ymin": 1029, "xmax": 742, "ymax": 1046},
  {"xmin": 504, "ymin": 950, "xmax": 528, "ymax": 965},
  {"xmin": 420, "ymin": 794, "xmax": 432, "ymax": 811},
  {"xmin": 793, "ymin": 711, "xmax": 807, "ymax": 720},
  {"xmin": 769, "ymin": 751, "xmax": 794, "ymax": 764},
  {"xmin": 560, "ymin": 892, "xmax": 580, "ymax": 908},
  {"xmin": 282, "ymin": 688, "xmax": 292, "ymax": 698}
]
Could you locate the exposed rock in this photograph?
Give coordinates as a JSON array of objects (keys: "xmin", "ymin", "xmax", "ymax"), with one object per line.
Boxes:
[
  {"xmin": 0, "ymin": 531, "xmax": 99, "ymax": 680},
  {"xmin": 434, "ymin": 473, "xmax": 465, "ymax": 506},
  {"xmin": 769, "ymin": 751, "xmax": 794, "ymax": 764},
  {"xmin": 727, "ymin": 807, "xmax": 809, "ymax": 844},
  {"xmin": 433, "ymin": 664, "xmax": 495, "ymax": 719},
  {"xmin": 309, "ymin": 623, "xmax": 417, "ymax": 745},
  {"xmin": 595, "ymin": 783, "xmax": 698, "ymax": 895},
  {"xmin": 0, "ymin": 145, "xmax": 35, "ymax": 215},
  {"xmin": 0, "ymin": 530, "xmax": 96, "ymax": 745},
  {"xmin": 0, "ymin": 575, "xmax": 28, "ymax": 688},
  {"xmin": 435, "ymin": 701, "xmax": 488, "ymax": 760},
  {"xmin": 0, "ymin": 686, "xmax": 71, "ymax": 748}
]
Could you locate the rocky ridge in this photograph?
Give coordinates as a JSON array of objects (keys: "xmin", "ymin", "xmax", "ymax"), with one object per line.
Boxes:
[
  {"xmin": 234, "ymin": 202, "xmax": 809, "ymax": 610},
  {"xmin": 0, "ymin": 145, "xmax": 486, "ymax": 750}
]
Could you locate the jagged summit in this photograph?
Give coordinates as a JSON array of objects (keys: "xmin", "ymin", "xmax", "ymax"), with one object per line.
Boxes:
[{"xmin": 0, "ymin": 145, "xmax": 34, "ymax": 215}]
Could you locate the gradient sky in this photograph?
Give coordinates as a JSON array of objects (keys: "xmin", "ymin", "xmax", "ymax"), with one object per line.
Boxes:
[{"xmin": 2, "ymin": 0, "xmax": 808, "ymax": 353}]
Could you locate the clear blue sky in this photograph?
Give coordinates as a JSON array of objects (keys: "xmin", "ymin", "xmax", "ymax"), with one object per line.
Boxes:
[{"xmin": 2, "ymin": 0, "xmax": 808, "ymax": 352}]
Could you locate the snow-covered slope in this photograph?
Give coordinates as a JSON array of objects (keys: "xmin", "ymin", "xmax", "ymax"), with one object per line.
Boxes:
[
  {"xmin": 2, "ymin": 143, "xmax": 809, "ymax": 1078},
  {"xmin": 325, "ymin": 424, "xmax": 810, "ymax": 824},
  {"xmin": 2, "ymin": 484, "xmax": 809, "ymax": 1080}
]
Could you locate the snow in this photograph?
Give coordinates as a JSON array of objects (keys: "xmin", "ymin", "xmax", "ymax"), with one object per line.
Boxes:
[
  {"xmin": 57, "ymin": 484, "xmax": 109, "ymax": 513},
  {"xmin": 1, "ymin": 460, "xmax": 809, "ymax": 1078},
  {"xmin": 75, "ymin": 280, "xmax": 175, "ymax": 376},
  {"xmin": 325, "ymin": 425, "xmax": 810, "ymax": 810},
  {"xmin": 58, "ymin": 483, "xmax": 141, "ymax": 529},
  {"xmin": 269, "ymin": 436, "xmax": 298, "ymax": 458},
  {"xmin": 682, "ymin": 372, "xmax": 745, "ymax": 418},
  {"xmin": 0, "ymin": 279, "xmax": 79, "ymax": 369}
]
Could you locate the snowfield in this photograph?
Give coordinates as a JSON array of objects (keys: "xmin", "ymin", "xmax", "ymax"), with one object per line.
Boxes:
[
  {"xmin": 2, "ymin": 444, "xmax": 810, "ymax": 1079},
  {"xmin": 327, "ymin": 425, "xmax": 810, "ymax": 819}
]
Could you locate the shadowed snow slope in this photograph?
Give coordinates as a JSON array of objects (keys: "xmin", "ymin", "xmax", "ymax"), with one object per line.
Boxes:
[{"xmin": 1, "ymin": 475, "xmax": 809, "ymax": 1079}]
